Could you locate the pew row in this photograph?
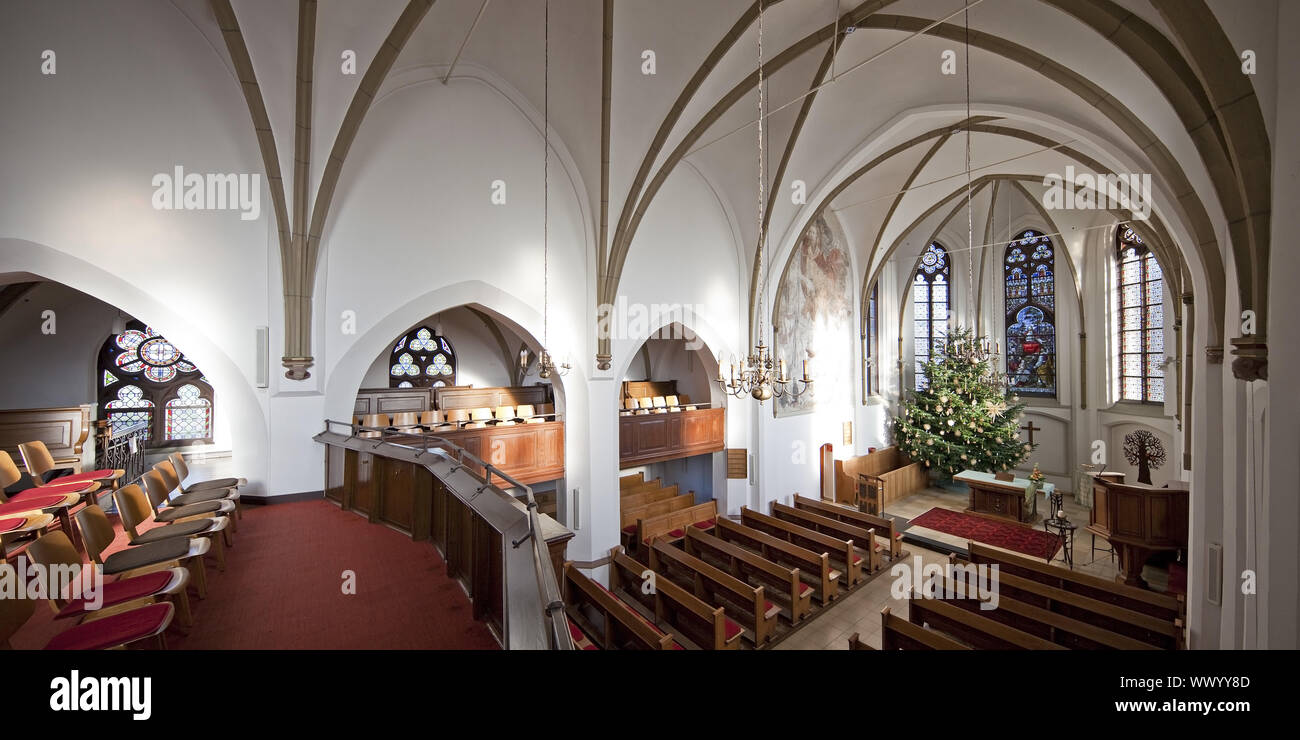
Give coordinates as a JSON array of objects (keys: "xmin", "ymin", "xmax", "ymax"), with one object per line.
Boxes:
[
  {"xmin": 906, "ymin": 589, "xmax": 1065, "ymax": 650},
  {"xmin": 771, "ymin": 501, "xmax": 880, "ymax": 574},
  {"xmin": 740, "ymin": 506, "xmax": 863, "ymax": 585},
  {"xmin": 561, "ymin": 562, "xmax": 678, "ymax": 650},
  {"xmin": 620, "ymin": 486, "xmax": 680, "ymax": 511},
  {"xmin": 609, "ymin": 546, "xmax": 740, "ymax": 650},
  {"xmin": 619, "ymin": 472, "xmax": 644, "ymax": 490},
  {"xmin": 618, "ymin": 490, "xmax": 692, "ymax": 533},
  {"xmin": 878, "ymin": 607, "xmax": 971, "ymax": 650},
  {"xmin": 649, "ymin": 538, "xmax": 779, "ymax": 645},
  {"xmin": 714, "ymin": 517, "xmax": 840, "ymax": 603},
  {"xmin": 634, "ymin": 500, "xmax": 717, "ymax": 549},
  {"xmin": 685, "ymin": 527, "xmax": 812, "ymax": 623},
  {"xmin": 926, "ymin": 570, "xmax": 1157, "ymax": 650},
  {"xmin": 965, "ymin": 541, "xmax": 1185, "ymax": 625},
  {"xmin": 793, "ymin": 493, "xmax": 903, "ymax": 561}
]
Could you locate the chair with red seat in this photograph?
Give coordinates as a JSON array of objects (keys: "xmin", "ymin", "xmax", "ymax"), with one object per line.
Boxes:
[
  {"xmin": 0, "ymin": 489, "xmax": 85, "ymax": 554},
  {"xmin": 26, "ymin": 530, "xmax": 192, "ymax": 628},
  {"xmin": 0, "ymin": 590, "xmax": 174, "ymax": 650},
  {"xmin": 16, "ymin": 441, "xmax": 123, "ymax": 489},
  {"xmin": 1, "ymin": 450, "xmax": 102, "ymax": 508}
]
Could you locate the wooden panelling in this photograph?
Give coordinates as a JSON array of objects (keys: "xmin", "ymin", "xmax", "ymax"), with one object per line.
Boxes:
[
  {"xmin": 0, "ymin": 406, "xmax": 92, "ymax": 470},
  {"xmin": 346, "ymin": 450, "xmax": 376, "ymax": 517},
  {"xmin": 619, "ymin": 407, "xmax": 725, "ymax": 468},
  {"xmin": 726, "ymin": 448, "xmax": 747, "ymax": 479},
  {"xmin": 354, "ymin": 387, "xmax": 434, "ymax": 417},
  {"xmin": 621, "ymin": 380, "xmax": 677, "ymax": 401},
  {"xmin": 435, "ymin": 385, "xmax": 551, "ymax": 412},
  {"xmin": 431, "ymin": 421, "xmax": 565, "ymax": 485},
  {"xmin": 325, "ymin": 443, "xmax": 346, "ymax": 504}
]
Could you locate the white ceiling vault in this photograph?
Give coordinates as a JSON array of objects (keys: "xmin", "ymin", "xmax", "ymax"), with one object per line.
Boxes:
[{"xmin": 164, "ymin": 0, "xmax": 1271, "ymax": 378}]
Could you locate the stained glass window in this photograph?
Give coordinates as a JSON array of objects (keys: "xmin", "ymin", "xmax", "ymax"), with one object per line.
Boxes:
[
  {"xmin": 1004, "ymin": 230, "xmax": 1057, "ymax": 398},
  {"xmin": 387, "ymin": 326, "xmax": 456, "ymax": 388},
  {"xmin": 165, "ymin": 384, "xmax": 213, "ymax": 441},
  {"xmin": 912, "ymin": 243, "xmax": 950, "ymax": 390},
  {"xmin": 1114, "ymin": 226, "xmax": 1165, "ymax": 403},
  {"xmin": 97, "ymin": 320, "xmax": 214, "ymax": 446},
  {"xmin": 864, "ymin": 282, "xmax": 880, "ymax": 397}
]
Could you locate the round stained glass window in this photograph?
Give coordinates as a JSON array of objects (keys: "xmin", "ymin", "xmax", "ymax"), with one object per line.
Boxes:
[
  {"xmin": 115, "ymin": 353, "xmax": 144, "ymax": 373},
  {"xmin": 145, "ymin": 365, "xmax": 178, "ymax": 383},
  {"xmin": 115, "ymin": 330, "xmax": 146, "ymax": 351},
  {"xmin": 140, "ymin": 337, "xmax": 181, "ymax": 367}
]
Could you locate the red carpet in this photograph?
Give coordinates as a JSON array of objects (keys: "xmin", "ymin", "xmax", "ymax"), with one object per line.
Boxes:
[
  {"xmin": 908, "ymin": 507, "xmax": 1062, "ymax": 560},
  {"xmin": 9, "ymin": 500, "xmax": 500, "ymax": 650}
]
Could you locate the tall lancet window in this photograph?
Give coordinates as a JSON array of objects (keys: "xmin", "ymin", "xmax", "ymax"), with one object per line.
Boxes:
[
  {"xmin": 864, "ymin": 282, "xmax": 880, "ymax": 397},
  {"xmin": 1114, "ymin": 226, "xmax": 1165, "ymax": 403},
  {"xmin": 912, "ymin": 242, "xmax": 950, "ymax": 390},
  {"xmin": 1004, "ymin": 230, "xmax": 1057, "ymax": 398}
]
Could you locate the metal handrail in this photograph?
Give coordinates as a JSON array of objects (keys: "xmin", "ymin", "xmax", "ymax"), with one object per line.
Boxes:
[{"xmin": 324, "ymin": 420, "xmax": 573, "ymax": 650}]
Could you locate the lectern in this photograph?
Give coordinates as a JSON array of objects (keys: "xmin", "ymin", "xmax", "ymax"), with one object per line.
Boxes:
[{"xmin": 1087, "ymin": 475, "xmax": 1188, "ymax": 587}]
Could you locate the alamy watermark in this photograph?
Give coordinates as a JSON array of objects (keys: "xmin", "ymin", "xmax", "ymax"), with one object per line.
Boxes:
[
  {"xmin": 0, "ymin": 556, "xmax": 103, "ymax": 610},
  {"xmin": 1042, "ymin": 165, "xmax": 1151, "ymax": 220},
  {"xmin": 890, "ymin": 556, "xmax": 1000, "ymax": 611},
  {"xmin": 597, "ymin": 297, "xmax": 707, "ymax": 350},
  {"xmin": 151, "ymin": 165, "xmax": 261, "ymax": 221}
]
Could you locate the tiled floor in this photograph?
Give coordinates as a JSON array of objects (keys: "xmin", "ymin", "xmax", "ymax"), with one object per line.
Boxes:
[{"xmin": 775, "ymin": 485, "xmax": 1122, "ymax": 650}]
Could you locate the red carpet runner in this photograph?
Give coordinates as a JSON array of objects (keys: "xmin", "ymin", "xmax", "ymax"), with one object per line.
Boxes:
[
  {"xmin": 908, "ymin": 507, "xmax": 1062, "ymax": 560},
  {"xmin": 10, "ymin": 500, "xmax": 500, "ymax": 650}
]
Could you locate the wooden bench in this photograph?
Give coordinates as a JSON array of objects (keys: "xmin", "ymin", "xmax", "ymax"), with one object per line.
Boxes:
[
  {"xmin": 619, "ymin": 472, "xmax": 645, "ymax": 490},
  {"xmin": 620, "ymin": 485, "xmax": 680, "ymax": 511},
  {"xmin": 772, "ymin": 500, "xmax": 880, "ymax": 573},
  {"xmin": 609, "ymin": 546, "xmax": 739, "ymax": 650},
  {"xmin": 966, "ymin": 541, "xmax": 1185, "ymax": 625},
  {"xmin": 620, "ymin": 478, "xmax": 665, "ymax": 497},
  {"xmin": 906, "ymin": 589, "xmax": 1065, "ymax": 650},
  {"xmin": 650, "ymin": 538, "xmax": 779, "ymax": 644},
  {"xmin": 634, "ymin": 500, "xmax": 716, "ymax": 549},
  {"xmin": 685, "ymin": 527, "xmax": 812, "ymax": 623},
  {"xmin": 926, "ymin": 569, "xmax": 1156, "ymax": 650},
  {"xmin": 879, "ymin": 607, "xmax": 971, "ymax": 650},
  {"xmin": 793, "ymin": 493, "xmax": 903, "ymax": 561},
  {"xmin": 560, "ymin": 562, "xmax": 677, "ymax": 650},
  {"xmin": 741, "ymin": 506, "xmax": 863, "ymax": 585},
  {"xmin": 950, "ymin": 554, "xmax": 1183, "ymax": 649},
  {"xmin": 847, "ymin": 632, "xmax": 873, "ymax": 650},
  {"xmin": 619, "ymin": 491, "xmax": 694, "ymax": 533},
  {"xmin": 714, "ymin": 517, "xmax": 840, "ymax": 604}
]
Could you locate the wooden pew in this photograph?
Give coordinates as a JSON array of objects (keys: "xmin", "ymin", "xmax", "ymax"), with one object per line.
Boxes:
[
  {"xmin": 965, "ymin": 541, "xmax": 1185, "ymax": 625},
  {"xmin": 634, "ymin": 500, "xmax": 716, "ymax": 549},
  {"xmin": 879, "ymin": 607, "xmax": 971, "ymax": 650},
  {"xmin": 793, "ymin": 493, "xmax": 903, "ymax": 561},
  {"xmin": 619, "ymin": 472, "xmax": 645, "ymax": 490},
  {"xmin": 650, "ymin": 538, "xmax": 779, "ymax": 645},
  {"xmin": 714, "ymin": 517, "xmax": 840, "ymax": 603},
  {"xmin": 620, "ymin": 485, "xmax": 679, "ymax": 511},
  {"xmin": 906, "ymin": 589, "xmax": 1065, "ymax": 650},
  {"xmin": 560, "ymin": 562, "xmax": 677, "ymax": 650},
  {"xmin": 685, "ymin": 527, "xmax": 812, "ymax": 622},
  {"xmin": 608, "ymin": 546, "xmax": 740, "ymax": 650},
  {"xmin": 950, "ymin": 554, "xmax": 1183, "ymax": 649},
  {"xmin": 771, "ymin": 501, "xmax": 880, "ymax": 574},
  {"xmin": 620, "ymin": 478, "xmax": 665, "ymax": 497},
  {"xmin": 847, "ymin": 632, "xmax": 873, "ymax": 650},
  {"xmin": 619, "ymin": 492, "xmax": 694, "ymax": 533},
  {"xmin": 926, "ymin": 569, "xmax": 1157, "ymax": 650},
  {"xmin": 741, "ymin": 506, "xmax": 863, "ymax": 585}
]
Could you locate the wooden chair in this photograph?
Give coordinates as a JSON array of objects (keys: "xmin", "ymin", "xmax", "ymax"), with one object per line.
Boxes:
[
  {"xmin": 515, "ymin": 404, "xmax": 543, "ymax": 423},
  {"xmin": 141, "ymin": 469, "xmax": 235, "ymax": 539},
  {"xmin": 167, "ymin": 452, "xmax": 243, "ymax": 493},
  {"xmin": 1, "ymin": 450, "xmax": 101, "ymax": 508},
  {"xmin": 678, "ymin": 393, "xmax": 697, "ymax": 411},
  {"xmin": 466, "ymin": 408, "xmax": 495, "ymax": 428},
  {"xmin": 443, "ymin": 408, "xmax": 470, "ymax": 429},
  {"xmin": 358, "ymin": 414, "xmax": 388, "ymax": 438},
  {"xmin": 0, "ymin": 490, "xmax": 84, "ymax": 555},
  {"xmin": 635, "ymin": 397, "xmax": 653, "ymax": 415},
  {"xmin": 26, "ymin": 530, "xmax": 192, "ymax": 628},
  {"xmin": 0, "ymin": 581, "xmax": 175, "ymax": 650},
  {"xmin": 17, "ymin": 440, "xmax": 122, "ymax": 488},
  {"xmin": 419, "ymin": 410, "xmax": 444, "ymax": 430},
  {"xmin": 390, "ymin": 412, "xmax": 421, "ymax": 432},
  {"xmin": 665, "ymin": 395, "xmax": 681, "ymax": 412},
  {"xmin": 114, "ymin": 484, "xmax": 229, "ymax": 572},
  {"xmin": 76, "ymin": 504, "xmax": 210, "ymax": 599},
  {"xmin": 620, "ymin": 398, "xmax": 638, "ymax": 417},
  {"xmin": 651, "ymin": 396, "xmax": 668, "ymax": 414},
  {"xmin": 494, "ymin": 406, "xmax": 518, "ymax": 426},
  {"xmin": 153, "ymin": 462, "xmax": 240, "ymax": 531}
]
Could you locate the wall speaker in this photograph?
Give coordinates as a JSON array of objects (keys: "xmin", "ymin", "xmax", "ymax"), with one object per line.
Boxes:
[{"xmin": 255, "ymin": 326, "xmax": 270, "ymax": 388}]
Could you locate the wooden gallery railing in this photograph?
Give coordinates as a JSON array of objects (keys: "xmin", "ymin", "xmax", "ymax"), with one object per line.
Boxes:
[
  {"xmin": 619, "ymin": 407, "xmax": 725, "ymax": 468},
  {"xmin": 314, "ymin": 421, "xmax": 574, "ymax": 650},
  {"xmin": 95, "ymin": 420, "xmax": 149, "ymax": 486}
]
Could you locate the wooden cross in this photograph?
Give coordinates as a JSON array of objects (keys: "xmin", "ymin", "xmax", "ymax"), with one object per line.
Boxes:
[{"xmin": 1020, "ymin": 420, "xmax": 1041, "ymax": 446}]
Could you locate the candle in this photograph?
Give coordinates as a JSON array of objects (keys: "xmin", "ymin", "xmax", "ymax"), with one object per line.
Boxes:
[
  {"xmin": 779, "ymin": 358, "xmax": 787, "ymax": 380},
  {"xmin": 717, "ymin": 357, "xmax": 726, "ymax": 382},
  {"xmin": 802, "ymin": 359, "xmax": 809, "ymax": 381}
]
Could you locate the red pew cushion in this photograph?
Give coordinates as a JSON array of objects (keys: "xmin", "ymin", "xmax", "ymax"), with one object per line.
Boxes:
[
  {"xmin": 692, "ymin": 518, "xmax": 716, "ymax": 530},
  {"xmin": 45, "ymin": 603, "xmax": 171, "ymax": 650},
  {"xmin": 723, "ymin": 617, "xmax": 743, "ymax": 641},
  {"xmin": 567, "ymin": 620, "xmax": 599, "ymax": 650},
  {"xmin": 49, "ymin": 469, "xmax": 118, "ymax": 485},
  {"xmin": 0, "ymin": 494, "xmax": 69, "ymax": 516},
  {"xmin": 799, "ymin": 583, "xmax": 813, "ymax": 597},
  {"xmin": 622, "ymin": 525, "xmax": 636, "ymax": 535}
]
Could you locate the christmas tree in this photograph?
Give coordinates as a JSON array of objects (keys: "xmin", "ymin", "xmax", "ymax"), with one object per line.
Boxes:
[{"xmin": 891, "ymin": 327, "xmax": 1032, "ymax": 479}]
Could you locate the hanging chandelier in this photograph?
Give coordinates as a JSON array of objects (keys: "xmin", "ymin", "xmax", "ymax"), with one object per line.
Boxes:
[
  {"xmin": 717, "ymin": 3, "xmax": 810, "ymax": 404},
  {"xmin": 538, "ymin": 0, "xmax": 569, "ymax": 381}
]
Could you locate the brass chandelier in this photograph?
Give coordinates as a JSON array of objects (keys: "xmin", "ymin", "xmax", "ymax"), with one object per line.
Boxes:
[{"xmin": 717, "ymin": 3, "xmax": 810, "ymax": 404}]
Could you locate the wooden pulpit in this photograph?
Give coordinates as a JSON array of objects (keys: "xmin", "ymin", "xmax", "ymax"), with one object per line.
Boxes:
[{"xmin": 1087, "ymin": 475, "xmax": 1188, "ymax": 587}]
